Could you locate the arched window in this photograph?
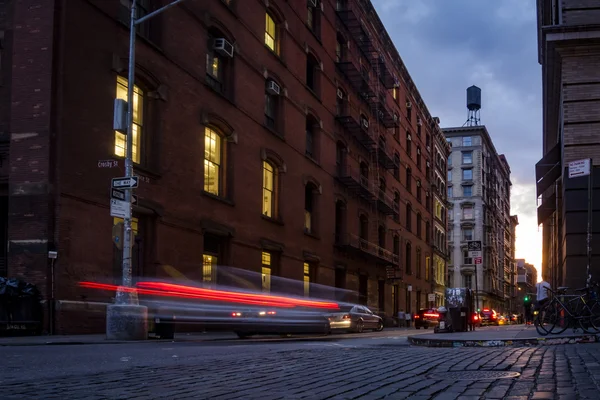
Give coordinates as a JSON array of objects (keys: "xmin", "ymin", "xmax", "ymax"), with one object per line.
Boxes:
[
  {"xmin": 206, "ymin": 27, "xmax": 233, "ymax": 95},
  {"xmin": 335, "ymin": 141, "xmax": 347, "ymax": 176},
  {"xmin": 304, "ymin": 182, "xmax": 318, "ymax": 234},
  {"xmin": 204, "ymin": 126, "xmax": 224, "ymax": 196},
  {"xmin": 406, "ymin": 132, "xmax": 412, "ymax": 156},
  {"xmin": 406, "ymin": 168, "xmax": 412, "ymax": 193},
  {"xmin": 336, "ymin": 87, "xmax": 346, "ymax": 116},
  {"xmin": 265, "ymin": 78, "xmax": 281, "ymax": 130},
  {"xmin": 406, "ymin": 203, "xmax": 412, "ymax": 232},
  {"xmin": 335, "ymin": 200, "xmax": 346, "ymax": 243},
  {"xmin": 115, "ymin": 76, "xmax": 144, "ymax": 164},
  {"xmin": 416, "ymin": 247, "xmax": 422, "ymax": 278},
  {"xmin": 394, "ymin": 191, "xmax": 400, "ymax": 221},
  {"xmin": 359, "ymin": 214, "xmax": 368, "ymax": 241},
  {"xmin": 306, "ymin": 53, "xmax": 319, "ymax": 93},
  {"xmin": 378, "ymin": 225, "xmax": 386, "ymax": 249},
  {"xmin": 335, "ymin": 33, "xmax": 346, "ymax": 62},
  {"xmin": 406, "ymin": 242, "xmax": 412, "ymax": 274},
  {"xmin": 265, "ymin": 11, "xmax": 279, "ymax": 54},
  {"xmin": 393, "ymin": 152, "xmax": 400, "ymax": 180},
  {"xmin": 305, "ymin": 114, "xmax": 319, "ymax": 160},
  {"xmin": 262, "ymin": 161, "xmax": 277, "ymax": 218},
  {"xmin": 417, "ymin": 213, "xmax": 422, "ymax": 238}
]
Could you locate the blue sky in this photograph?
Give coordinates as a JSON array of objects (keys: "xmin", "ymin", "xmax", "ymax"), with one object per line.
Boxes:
[{"xmin": 372, "ymin": 0, "xmax": 542, "ymax": 272}]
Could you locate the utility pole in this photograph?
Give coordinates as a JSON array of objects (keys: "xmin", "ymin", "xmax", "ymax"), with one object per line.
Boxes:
[{"xmin": 106, "ymin": 0, "xmax": 188, "ymax": 340}]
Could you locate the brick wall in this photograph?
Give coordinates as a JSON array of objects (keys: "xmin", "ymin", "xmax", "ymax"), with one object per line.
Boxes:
[{"xmin": 7, "ymin": 0, "xmax": 57, "ymax": 309}]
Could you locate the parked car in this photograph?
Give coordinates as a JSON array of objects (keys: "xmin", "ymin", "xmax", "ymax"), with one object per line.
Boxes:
[
  {"xmin": 327, "ymin": 304, "xmax": 384, "ymax": 333},
  {"xmin": 480, "ymin": 308, "xmax": 499, "ymax": 326},
  {"xmin": 414, "ymin": 308, "xmax": 439, "ymax": 329}
]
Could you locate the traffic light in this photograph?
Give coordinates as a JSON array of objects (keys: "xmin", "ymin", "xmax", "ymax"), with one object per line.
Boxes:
[{"xmin": 524, "ymin": 295, "xmax": 531, "ymax": 305}]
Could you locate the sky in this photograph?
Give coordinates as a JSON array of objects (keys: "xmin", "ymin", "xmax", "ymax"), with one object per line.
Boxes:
[{"xmin": 371, "ymin": 0, "xmax": 543, "ymax": 279}]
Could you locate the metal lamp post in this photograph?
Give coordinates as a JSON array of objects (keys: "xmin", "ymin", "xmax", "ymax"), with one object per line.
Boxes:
[{"xmin": 106, "ymin": 0, "xmax": 188, "ymax": 340}]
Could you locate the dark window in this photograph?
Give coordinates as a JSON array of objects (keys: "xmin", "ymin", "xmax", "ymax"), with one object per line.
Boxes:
[
  {"xmin": 417, "ymin": 213, "xmax": 422, "ymax": 238},
  {"xmin": 406, "ymin": 242, "xmax": 412, "ymax": 275},
  {"xmin": 406, "ymin": 204, "xmax": 412, "ymax": 232},
  {"xmin": 406, "ymin": 168, "xmax": 412, "ymax": 193}
]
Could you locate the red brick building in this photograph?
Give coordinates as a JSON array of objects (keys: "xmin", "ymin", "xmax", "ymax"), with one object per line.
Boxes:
[{"xmin": 0, "ymin": 0, "xmax": 444, "ymax": 334}]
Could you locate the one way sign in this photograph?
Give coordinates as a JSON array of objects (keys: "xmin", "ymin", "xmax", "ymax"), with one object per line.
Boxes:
[{"xmin": 112, "ymin": 176, "xmax": 139, "ymax": 189}]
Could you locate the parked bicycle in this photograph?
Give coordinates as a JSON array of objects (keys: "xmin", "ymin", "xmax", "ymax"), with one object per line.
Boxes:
[{"xmin": 534, "ymin": 282, "xmax": 600, "ymax": 336}]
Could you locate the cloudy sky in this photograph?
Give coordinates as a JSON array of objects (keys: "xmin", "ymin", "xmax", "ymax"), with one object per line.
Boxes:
[{"xmin": 371, "ymin": 0, "xmax": 542, "ymax": 276}]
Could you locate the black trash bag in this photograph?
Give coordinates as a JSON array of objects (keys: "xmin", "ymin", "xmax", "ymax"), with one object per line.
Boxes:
[{"xmin": 0, "ymin": 277, "xmax": 41, "ymax": 299}]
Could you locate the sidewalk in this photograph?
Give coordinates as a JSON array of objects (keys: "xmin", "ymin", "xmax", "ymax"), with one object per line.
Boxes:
[
  {"xmin": 0, "ymin": 326, "xmax": 413, "ymax": 346},
  {"xmin": 0, "ymin": 331, "xmax": 240, "ymax": 346},
  {"xmin": 408, "ymin": 324, "xmax": 600, "ymax": 347}
]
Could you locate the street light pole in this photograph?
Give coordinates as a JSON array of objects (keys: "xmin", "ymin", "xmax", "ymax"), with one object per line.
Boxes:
[{"xmin": 107, "ymin": 0, "xmax": 188, "ymax": 340}]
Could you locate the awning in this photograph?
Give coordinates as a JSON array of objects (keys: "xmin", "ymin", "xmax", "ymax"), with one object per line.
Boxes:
[
  {"xmin": 537, "ymin": 191, "xmax": 557, "ymax": 225},
  {"xmin": 536, "ymin": 141, "xmax": 561, "ymax": 196}
]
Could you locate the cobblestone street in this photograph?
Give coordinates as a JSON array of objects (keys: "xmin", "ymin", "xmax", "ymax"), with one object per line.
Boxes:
[{"xmin": 2, "ymin": 337, "xmax": 600, "ymax": 399}]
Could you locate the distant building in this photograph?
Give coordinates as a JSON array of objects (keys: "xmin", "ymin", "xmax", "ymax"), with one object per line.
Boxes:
[
  {"xmin": 516, "ymin": 259, "xmax": 537, "ymax": 313},
  {"xmin": 536, "ymin": 0, "xmax": 600, "ymax": 289},
  {"xmin": 444, "ymin": 126, "xmax": 514, "ymax": 313}
]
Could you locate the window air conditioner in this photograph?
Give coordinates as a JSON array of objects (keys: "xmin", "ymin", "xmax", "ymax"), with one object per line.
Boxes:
[
  {"xmin": 362, "ymin": 119, "xmax": 369, "ymax": 128},
  {"xmin": 266, "ymin": 80, "xmax": 281, "ymax": 95},
  {"xmin": 417, "ymin": 117, "xmax": 422, "ymax": 126},
  {"xmin": 213, "ymin": 38, "xmax": 234, "ymax": 58},
  {"xmin": 393, "ymin": 113, "xmax": 399, "ymax": 122},
  {"xmin": 406, "ymin": 101, "xmax": 412, "ymax": 108},
  {"xmin": 407, "ymin": 134, "xmax": 412, "ymax": 141},
  {"xmin": 337, "ymin": 89, "xmax": 344, "ymax": 99},
  {"xmin": 427, "ymin": 145, "xmax": 431, "ymax": 152},
  {"xmin": 308, "ymin": 0, "xmax": 318, "ymax": 7}
]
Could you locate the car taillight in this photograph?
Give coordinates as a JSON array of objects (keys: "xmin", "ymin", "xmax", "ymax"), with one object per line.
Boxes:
[
  {"xmin": 267, "ymin": 311, "xmax": 276, "ymax": 315},
  {"xmin": 232, "ymin": 312, "xmax": 242, "ymax": 317},
  {"xmin": 415, "ymin": 315, "xmax": 420, "ymax": 318},
  {"xmin": 342, "ymin": 314, "xmax": 351, "ymax": 320}
]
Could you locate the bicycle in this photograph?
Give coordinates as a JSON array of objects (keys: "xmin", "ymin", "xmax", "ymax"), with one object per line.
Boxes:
[{"xmin": 534, "ymin": 284, "xmax": 600, "ymax": 336}]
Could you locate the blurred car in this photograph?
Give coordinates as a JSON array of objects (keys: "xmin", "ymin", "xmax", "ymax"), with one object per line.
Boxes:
[
  {"xmin": 480, "ymin": 308, "xmax": 499, "ymax": 326},
  {"xmin": 471, "ymin": 312, "xmax": 482, "ymax": 327},
  {"xmin": 414, "ymin": 308, "xmax": 439, "ymax": 329},
  {"xmin": 327, "ymin": 304, "xmax": 384, "ymax": 333},
  {"xmin": 230, "ymin": 307, "xmax": 331, "ymax": 339}
]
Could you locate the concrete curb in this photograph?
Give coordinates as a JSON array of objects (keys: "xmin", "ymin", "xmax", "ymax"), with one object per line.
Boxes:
[{"xmin": 407, "ymin": 333, "xmax": 600, "ymax": 347}]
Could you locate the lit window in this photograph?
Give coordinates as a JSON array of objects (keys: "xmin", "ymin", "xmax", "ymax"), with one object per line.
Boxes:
[
  {"xmin": 307, "ymin": 6, "xmax": 315, "ymax": 30},
  {"xmin": 262, "ymin": 161, "xmax": 275, "ymax": 217},
  {"xmin": 113, "ymin": 217, "xmax": 139, "ymax": 235},
  {"xmin": 202, "ymin": 254, "xmax": 217, "ymax": 286},
  {"xmin": 262, "ymin": 251, "xmax": 272, "ymax": 293},
  {"xmin": 115, "ymin": 76, "xmax": 143, "ymax": 164},
  {"xmin": 265, "ymin": 13, "xmax": 277, "ymax": 53},
  {"xmin": 392, "ymin": 87, "xmax": 398, "ymax": 100},
  {"xmin": 304, "ymin": 262, "xmax": 310, "ymax": 297},
  {"xmin": 204, "ymin": 127, "xmax": 222, "ymax": 195}
]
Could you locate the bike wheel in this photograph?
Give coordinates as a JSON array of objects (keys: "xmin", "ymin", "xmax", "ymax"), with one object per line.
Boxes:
[
  {"xmin": 535, "ymin": 301, "xmax": 557, "ymax": 336},
  {"xmin": 578, "ymin": 303, "xmax": 600, "ymax": 334}
]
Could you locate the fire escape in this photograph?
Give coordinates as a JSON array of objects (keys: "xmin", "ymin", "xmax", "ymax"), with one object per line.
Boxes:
[{"xmin": 334, "ymin": 0, "xmax": 400, "ymax": 269}]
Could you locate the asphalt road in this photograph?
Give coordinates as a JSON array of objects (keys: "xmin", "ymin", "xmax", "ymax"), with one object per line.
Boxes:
[{"xmin": 2, "ymin": 329, "xmax": 600, "ymax": 399}]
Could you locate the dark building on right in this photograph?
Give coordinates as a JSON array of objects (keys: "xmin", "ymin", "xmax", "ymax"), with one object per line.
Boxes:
[{"xmin": 536, "ymin": 0, "xmax": 600, "ymax": 289}]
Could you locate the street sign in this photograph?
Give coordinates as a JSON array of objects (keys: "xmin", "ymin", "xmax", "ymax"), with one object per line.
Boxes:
[
  {"xmin": 428, "ymin": 293, "xmax": 435, "ymax": 302},
  {"xmin": 98, "ymin": 160, "xmax": 119, "ymax": 168},
  {"xmin": 112, "ymin": 176, "xmax": 139, "ymax": 189},
  {"xmin": 568, "ymin": 159, "xmax": 591, "ymax": 178},
  {"xmin": 111, "ymin": 188, "xmax": 138, "ymax": 205},
  {"xmin": 468, "ymin": 240, "xmax": 482, "ymax": 258},
  {"xmin": 110, "ymin": 198, "xmax": 131, "ymax": 219},
  {"xmin": 474, "ymin": 257, "xmax": 482, "ymax": 265}
]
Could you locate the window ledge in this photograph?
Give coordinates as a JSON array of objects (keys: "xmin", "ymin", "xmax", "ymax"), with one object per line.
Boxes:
[
  {"xmin": 305, "ymin": 154, "xmax": 320, "ymax": 166},
  {"xmin": 201, "ymin": 190, "xmax": 234, "ymax": 206},
  {"xmin": 262, "ymin": 214, "xmax": 284, "ymax": 226},
  {"xmin": 306, "ymin": 86, "xmax": 321, "ymax": 102},
  {"xmin": 265, "ymin": 45, "xmax": 286, "ymax": 67},
  {"xmin": 304, "ymin": 230, "xmax": 320, "ymax": 240},
  {"xmin": 263, "ymin": 124, "xmax": 285, "ymax": 141},
  {"xmin": 203, "ymin": 82, "xmax": 235, "ymax": 106}
]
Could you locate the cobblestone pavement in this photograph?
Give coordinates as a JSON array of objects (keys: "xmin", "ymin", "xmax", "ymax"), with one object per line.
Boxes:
[{"xmin": 2, "ymin": 340, "xmax": 600, "ymax": 399}]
